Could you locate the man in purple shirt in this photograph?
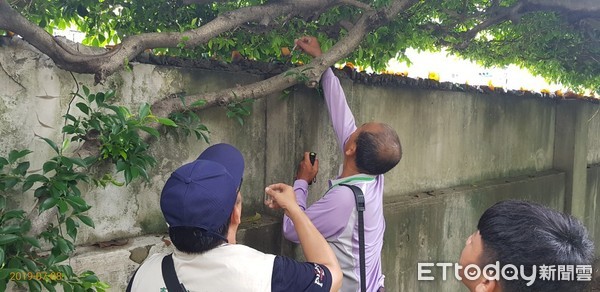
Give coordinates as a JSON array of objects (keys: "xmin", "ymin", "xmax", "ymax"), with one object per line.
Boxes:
[{"xmin": 282, "ymin": 36, "xmax": 402, "ymax": 292}]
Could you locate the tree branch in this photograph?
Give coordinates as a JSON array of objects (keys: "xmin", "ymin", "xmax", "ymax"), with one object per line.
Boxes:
[
  {"xmin": 151, "ymin": 0, "xmax": 411, "ymax": 119},
  {"xmin": 520, "ymin": 0, "xmax": 600, "ymax": 33},
  {"xmin": 0, "ymin": 0, "xmax": 343, "ymax": 83},
  {"xmin": 383, "ymin": 0, "xmax": 419, "ymax": 21},
  {"xmin": 454, "ymin": 2, "xmax": 524, "ymax": 49}
]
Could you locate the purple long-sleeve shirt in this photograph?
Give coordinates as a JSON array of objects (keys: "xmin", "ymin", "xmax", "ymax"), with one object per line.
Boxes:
[{"xmin": 283, "ymin": 68, "xmax": 386, "ymax": 292}]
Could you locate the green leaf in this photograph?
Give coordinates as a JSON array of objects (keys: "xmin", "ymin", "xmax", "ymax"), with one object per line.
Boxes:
[
  {"xmin": 8, "ymin": 150, "xmax": 32, "ymax": 163},
  {"xmin": 0, "ymin": 225, "xmax": 21, "ymax": 234},
  {"xmin": 190, "ymin": 99, "xmax": 207, "ymax": 107},
  {"xmin": 62, "ymin": 139, "xmax": 71, "ymax": 152},
  {"xmin": 23, "ymin": 174, "xmax": 48, "ymax": 191},
  {"xmin": 54, "ymin": 254, "xmax": 69, "ymax": 264},
  {"xmin": 75, "ymin": 102, "xmax": 90, "ymax": 115},
  {"xmin": 77, "ymin": 215, "xmax": 95, "ymax": 228},
  {"xmin": 57, "ymin": 238, "xmax": 71, "ymax": 254},
  {"xmin": 105, "ymin": 90, "xmax": 116, "ymax": 101},
  {"xmin": 39, "ymin": 197, "xmax": 58, "ymax": 212},
  {"xmin": 138, "ymin": 126, "xmax": 160, "ymax": 138},
  {"xmin": 22, "ymin": 180, "xmax": 34, "ymax": 192},
  {"xmin": 28, "ymin": 278, "xmax": 42, "ymax": 292},
  {"xmin": 3, "ymin": 178, "xmax": 19, "ymax": 190},
  {"xmin": 0, "ymin": 268, "xmax": 24, "ymax": 279},
  {"xmin": 83, "ymin": 156, "xmax": 98, "ymax": 166},
  {"xmin": 65, "ymin": 196, "xmax": 89, "ymax": 212},
  {"xmin": 81, "ymin": 274, "xmax": 99, "ymax": 283},
  {"xmin": 69, "ymin": 157, "xmax": 88, "ymax": 168},
  {"xmin": 43, "ymin": 161, "xmax": 58, "ymax": 173},
  {"xmin": 41, "ymin": 280, "xmax": 57, "ymax": 292},
  {"xmin": 0, "ymin": 247, "xmax": 4, "ymax": 266},
  {"xmin": 62, "ymin": 125, "xmax": 78, "ymax": 134},
  {"xmin": 22, "ymin": 236, "xmax": 41, "ymax": 248},
  {"xmin": 82, "ymin": 85, "xmax": 90, "ymax": 97},
  {"xmin": 57, "ymin": 200, "xmax": 69, "ymax": 215},
  {"xmin": 22, "ymin": 257, "xmax": 37, "ymax": 271},
  {"xmin": 0, "ymin": 196, "xmax": 5, "ymax": 211},
  {"xmin": 20, "ymin": 219, "xmax": 31, "ymax": 233},
  {"xmin": 0, "ymin": 157, "xmax": 8, "ymax": 168},
  {"xmin": 41, "ymin": 137, "xmax": 60, "ymax": 154},
  {"xmin": 66, "ymin": 217, "xmax": 78, "ymax": 240},
  {"xmin": 62, "ymin": 283, "xmax": 73, "ymax": 292},
  {"xmin": 2, "ymin": 210, "xmax": 25, "ymax": 220},
  {"xmin": 34, "ymin": 187, "xmax": 49, "ymax": 198},
  {"xmin": 124, "ymin": 168, "xmax": 133, "ymax": 185},
  {"xmin": 0, "ymin": 234, "xmax": 19, "ymax": 245},
  {"xmin": 25, "ymin": 174, "xmax": 48, "ymax": 183},
  {"xmin": 139, "ymin": 103, "xmax": 150, "ymax": 119},
  {"xmin": 95, "ymin": 92, "xmax": 105, "ymax": 104},
  {"xmin": 157, "ymin": 118, "xmax": 177, "ymax": 127},
  {"xmin": 13, "ymin": 161, "xmax": 30, "ymax": 176}
]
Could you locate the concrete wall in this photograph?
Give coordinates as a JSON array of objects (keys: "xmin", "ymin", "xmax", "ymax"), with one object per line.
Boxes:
[
  {"xmin": 1, "ymin": 44, "xmax": 598, "ymax": 291},
  {"xmin": 586, "ymin": 165, "xmax": 600, "ymax": 250},
  {"xmin": 383, "ymin": 171, "xmax": 565, "ymax": 291}
]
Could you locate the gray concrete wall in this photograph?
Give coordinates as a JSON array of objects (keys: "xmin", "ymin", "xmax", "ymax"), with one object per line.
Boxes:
[
  {"xmin": 587, "ymin": 109, "xmax": 600, "ymax": 164},
  {"xmin": 383, "ymin": 171, "xmax": 565, "ymax": 291},
  {"xmin": 1, "ymin": 45, "xmax": 598, "ymax": 291},
  {"xmin": 586, "ymin": 165, "xmax": 600, "ymax": 250}
]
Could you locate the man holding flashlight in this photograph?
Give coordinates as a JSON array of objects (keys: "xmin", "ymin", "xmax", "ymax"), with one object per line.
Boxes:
[{"xmin": 283, "ymin": 36, "xmax": 402, "ymax": 292}]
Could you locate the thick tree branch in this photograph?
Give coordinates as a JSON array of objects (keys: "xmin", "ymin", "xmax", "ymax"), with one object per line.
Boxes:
[
  {"xmin": 0, "ymin": 0, "xmax": 343, "ymax": 83},
  {"xmin": 520, "ymin": 0, "xmax": 600, "ymax": 32},
  {"xmin": 150, "ymin": 12, "xmax": 377, "ymax": 118},
  {"xmin": 454, "ymin": 2, "xmax": 524, "ymax": 49},
  {"xmin": 383, "ymin": 0, "xmax": 419, "ymax": 21},
  {"xmin": 524, "ymin": 0, "xmax": 600, "ymax": 14},
  {"xmin": 151, "ymin": 0, "xmax": 416, "ymax": 120}
]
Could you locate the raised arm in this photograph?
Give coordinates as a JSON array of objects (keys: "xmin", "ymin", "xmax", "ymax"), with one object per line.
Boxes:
[
  {"xmin": 295, "ymin": 36, "xmax": 357, "ymax": 153},
  {"xmin": 265, "ymin": 184, "xmax": 342, "ymax": 292}
]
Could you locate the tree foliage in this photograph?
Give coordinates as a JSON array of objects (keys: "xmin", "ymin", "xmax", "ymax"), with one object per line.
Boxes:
[
  {"xmin": 0, "ymin": 85, "xmax": 203, "ymax": 290},
  {"xmin": 1, "ymin": 0, "xmax": 598, "ymax": 94}
]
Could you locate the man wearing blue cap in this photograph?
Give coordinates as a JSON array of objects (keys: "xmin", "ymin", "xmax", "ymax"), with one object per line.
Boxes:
[{"xmin": 128, "ymin": 143, "xmax": 342, "ymax": 291}]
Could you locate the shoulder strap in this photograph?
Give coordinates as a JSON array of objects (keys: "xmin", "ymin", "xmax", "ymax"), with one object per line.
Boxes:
[
  {"xmin": 340, "ymin": 183, "xmax": 366, "ymax": 292},
  {"xmin": 125, "ymin": 267, "xmax": 138, "ymax": 292},
  {"xmin": 161, "ymin": 254, "xmax": 187, "ymax": 292}
]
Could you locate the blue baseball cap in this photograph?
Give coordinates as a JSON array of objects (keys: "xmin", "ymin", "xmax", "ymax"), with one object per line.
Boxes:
[{"xmin": 160, "ymin": 143, "xmax": 244, "ymax": 241}]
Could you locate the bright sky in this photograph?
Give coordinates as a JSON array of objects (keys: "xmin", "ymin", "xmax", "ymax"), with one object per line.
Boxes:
[{"xmin": 386, "ymin": 48, "xmax": 566, "ymax": 93}]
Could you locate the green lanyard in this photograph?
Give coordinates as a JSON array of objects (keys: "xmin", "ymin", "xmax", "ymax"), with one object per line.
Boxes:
[{"xmin": 327, "ymin": 176, "xmax": 376, "ymax": 192}]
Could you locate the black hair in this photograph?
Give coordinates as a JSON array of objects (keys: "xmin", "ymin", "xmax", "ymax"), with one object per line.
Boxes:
[
  {"xmin": 169, "ymin": 217, "xmax": 231, "ymax": 254},
  {"xmin": 355, "ymin": 123, "xmax": 402, "ymax": 175},
  {"xmin": 477, "ymin": 200, "xmax": 595, "ymax": 292}
]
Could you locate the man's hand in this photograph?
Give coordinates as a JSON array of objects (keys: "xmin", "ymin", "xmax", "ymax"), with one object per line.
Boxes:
[
  {"xmin": 264, "ymin": 183, "xmax": 300, "ymax": 216},
  {"xmin": 296, "ymin": 151, "xmax": 319, "ymax": 183},
  {"xmin": 294, "ymin": 36, "xmax": 322, "ymax": 58}
]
